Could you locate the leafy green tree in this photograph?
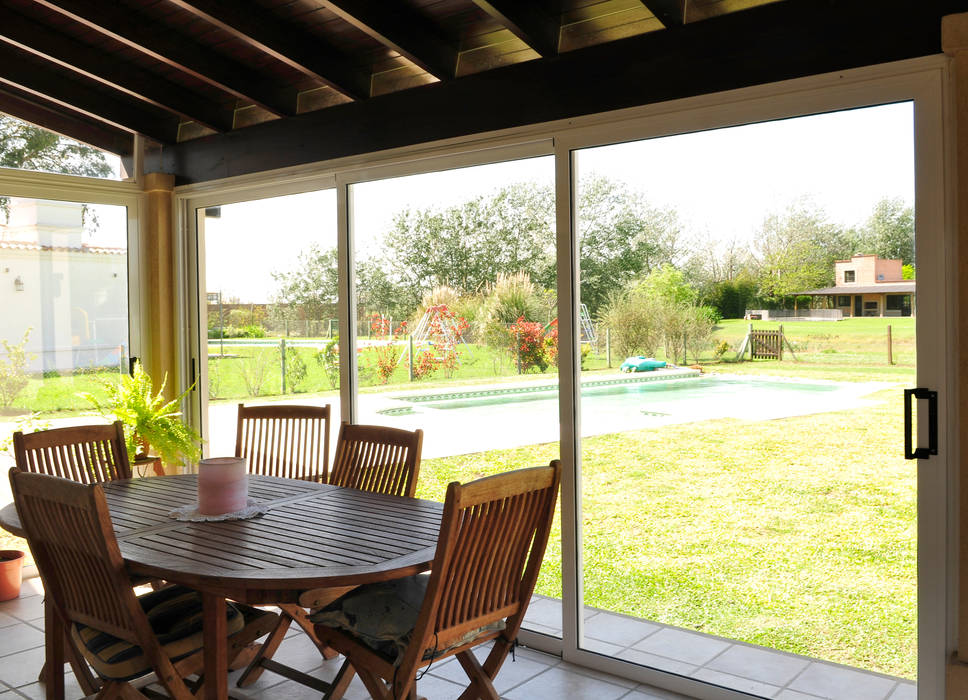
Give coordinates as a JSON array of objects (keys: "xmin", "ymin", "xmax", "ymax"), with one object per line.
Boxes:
[
  {"xmin": 0, "ymin": 115, "xmax": 112, "ymax": 176},
  {"xmin": 753, "ymin": 201, "xmax": 859, "ymax": 305},
  {"xmin": 379, "ymin": 182, "xmax": 555, "ymax": 307},
  {"xmin": 0, "ymin": 115, "xmax": 113, "ymax": 221},
  {"xmin": 271, "ymin": 245, "xmax": 339, "ymax": 320},
  {"xmin": 577, "ymin": 175, "xmax": 682, "ymax": 314},
  {"xmin": 861, "ymin": 197, "xmax": 914, "ymax": 265}
]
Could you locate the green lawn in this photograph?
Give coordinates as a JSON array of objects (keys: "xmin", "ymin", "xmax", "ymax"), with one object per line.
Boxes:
[
  {"xmin": 415, "ymin": 356, "xmax": 918, "ymax": 680},
  {"xmin": 1, "ymin": 319, "xmax": 919, "ymax": 679}
]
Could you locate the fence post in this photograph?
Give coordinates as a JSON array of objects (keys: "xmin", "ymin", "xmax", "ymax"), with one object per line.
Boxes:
[
  {"xmin": 280, "ymin": 338, "xmax": 287, "ymax": 394},
  {"xmin": 409, "ymin": 335, "xmax": 415, "ymax": 382},
  {"xmin": 284, "ymin": 319, "xmax": 289, "ymax": 337},
  {"xmin": 887, "ymin": 324, "xmax": 893, "ymax": 365},
  {"xmin": 606, "ymin": 328, "xmax": 611, "ymax": 368},
  {"xmin": 779, "ymin": 324, "xmax": 784, "ymax": 361},
  {"xmin": 748, "ymin": 322, "xmax": 753, "ymax": 360}
]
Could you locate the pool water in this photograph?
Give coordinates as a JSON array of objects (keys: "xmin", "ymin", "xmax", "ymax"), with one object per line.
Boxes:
[{"xmin": 423, "ymin": 376, "xmax": 843, "ymax": 418}]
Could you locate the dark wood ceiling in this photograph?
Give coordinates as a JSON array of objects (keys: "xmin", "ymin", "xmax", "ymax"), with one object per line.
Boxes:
[{"xmin": 0, "ymin": 0, "xmax": 782, "ymax": 157}]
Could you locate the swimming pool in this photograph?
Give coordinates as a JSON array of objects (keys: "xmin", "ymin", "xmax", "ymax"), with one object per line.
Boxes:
[{"xmin": 365, "ymin": 373, "xmax": 888, "ymax": 458}]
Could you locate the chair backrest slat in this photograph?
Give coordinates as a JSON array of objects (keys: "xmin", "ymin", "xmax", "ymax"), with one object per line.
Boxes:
[
  {"xmin": 235, "ymin": 404, "xmax": 331, "ymax": 482},
  {"xmin": 13, "ymin": 422, "xmax": 131, "ymax": 484},
  {"xmin": 9, "ymin": 470, "xmax": 149, "ymax": 643},
  {"xmin": 406, "ymin": 462, "xmax": 561, "ymax": 660},
  {"xmin": 329, "ymin": 423, "xmax": 423, "ymax": 497}
]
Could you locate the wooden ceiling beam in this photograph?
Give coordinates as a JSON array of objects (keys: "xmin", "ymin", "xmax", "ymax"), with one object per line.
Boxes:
[
  {"xmin": 0, "ymin": 42, "xmax": 179, "ymax": 143},
  {"xmin": 321, "ymin": 0, "xmax": 456, "ymax": 80},
  {"xmin": 0, "ymin": 6, "xmax": 232, "ymax": 132},
  {"xmin": 166, "ymin": 0, "xmax": 371, "ymax": 101},
  {"xmin": 0, "ymin": 85, "xmax": 133, "ymax": 156},
  {"xmin": 32, "ymin": 0, "xmax": 297, "ymax": 117},
  {"xmin": 157, "ymin": 0, "xmax": 965, "ymax": 183},
  {"xmin": 638, "ymin": 0, "xmax": 686, "ymax": 27},
  {"xmin": 470, "ymin": 0, "xmax": 560, "ymax": 57}
]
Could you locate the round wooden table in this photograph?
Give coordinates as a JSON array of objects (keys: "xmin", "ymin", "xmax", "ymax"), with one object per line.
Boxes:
[{"xmin": 0, "ymin": 474, "xmax": 443, "ymax": 700}]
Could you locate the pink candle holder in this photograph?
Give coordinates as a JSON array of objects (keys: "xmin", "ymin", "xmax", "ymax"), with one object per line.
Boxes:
[{"xmin": 197, "ymin": 457, "xmax": 248, "ymax": 515}]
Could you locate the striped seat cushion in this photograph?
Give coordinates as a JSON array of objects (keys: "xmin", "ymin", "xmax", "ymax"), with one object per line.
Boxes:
[
  {"xmin": 310, "ymin": 574, "xmax": 504, "ymax": 666},
  {"xmin": 71, "ymin": 585, "xmax": 244, "ymax": 681}
]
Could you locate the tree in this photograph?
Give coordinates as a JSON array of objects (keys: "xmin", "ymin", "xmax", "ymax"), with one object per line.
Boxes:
[
  {"xmin": 271, "ymin": 244, "xmax": 338, "ymax": 319},
  {"xmin": 861, "ymin": 197, "xmax": 914, "ymax": 265},
  {"xmin": 0, "ymin": 115, "xmax": 112, "ymax": 177},
  {"xmin": 0, "ymin": 114, "xmax": 113, "ymax": 222},
  {"xmin": 378, "ymin": 182, "xmax": 555, "ymax": 308},
  {"xmin": 753, "ymin": 201, "xmax": 859, "ymax": 305},
  {"xmin": 577, "ymin": 175, "xmax": 682, "ymax": 315}
]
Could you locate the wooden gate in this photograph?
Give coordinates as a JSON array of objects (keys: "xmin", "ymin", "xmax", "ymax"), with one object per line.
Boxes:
[{"xmin": 751, "ymin": 329, "xmax": 783, "ymax": 360}]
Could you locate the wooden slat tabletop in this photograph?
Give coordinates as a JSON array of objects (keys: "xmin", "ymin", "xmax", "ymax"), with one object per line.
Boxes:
[{"xmin": 0, "ymin": 474, "xmax": 442, "ymax": 599}]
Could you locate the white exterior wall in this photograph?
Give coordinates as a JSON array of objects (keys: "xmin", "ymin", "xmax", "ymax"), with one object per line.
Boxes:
[{"xmin": 0, "ymin": 199, "xmax": 127, "ymax": 373}]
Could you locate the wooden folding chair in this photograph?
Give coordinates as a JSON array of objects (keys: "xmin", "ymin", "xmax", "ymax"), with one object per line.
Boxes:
[
  {"xmin": 13, "ymin": 421, "xmax": 134, "ymax": 693},
  {"xmin": 312, "ymin": 461, "xmax": 561, "ymax": 700},
  {"xmin": 235, "ymin": 403, "xmax": 331, "ymax": 481},
  {"xmin": 328, "ymin": 422, "xmax": 423, "ymax": 497},
  {"xmin": 8, "ymin": 469, "xmax": 278, "ymax": 700},
  {"xmin": 14, "ymin": 421, "xmax": 131, "ymax": 483},
  {"xmin": 237, "ymin": 422, "xmax": 423, "ymax": 693}
]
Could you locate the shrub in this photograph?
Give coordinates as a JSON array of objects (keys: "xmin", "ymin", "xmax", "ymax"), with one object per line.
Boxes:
[
  {"xmin": 599, "ymin": 291, "xmax": 662, "ymax": 359},
  {"xmin": 315, "ymin": 337, "xmax": 340, "ymax": 389},
  {"xmin": 0, "ymin": 328, "xmax": 34, "ymax": 407},
  {"xmin": 480, "ymin": 272, "xmax": 542, "ymax": 349},
  {"xmin": 508, "ymin": 316, "xmax": 553, "ymax": 373},
  {"xmin": 283, "ymin": 347, "xmax": 308, "ymax": 392}
]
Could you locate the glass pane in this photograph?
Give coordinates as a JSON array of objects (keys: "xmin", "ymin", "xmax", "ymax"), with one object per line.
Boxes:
[
  {"xmin": 576, "ymin": 103, "xmax": 917, "ymax": 694},
  {"xmin": 0, "ymin": 113, "xmax": 123, "ymax": 179},
  {"xmin": 349, "ymin": 157, "xmax": 562, "ymax": 636},
  {"xmin": 199, "ymin": 190, "xmax": 339, "ymax": 457},
  {"xmin": 0, "ymin": 195, "xmax": 128, "ymax": 559}
]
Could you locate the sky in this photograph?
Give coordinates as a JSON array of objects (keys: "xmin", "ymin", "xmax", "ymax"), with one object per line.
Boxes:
[{"xmin": 203, "ymin": 101, "xmax": 914, "ymax": 302}]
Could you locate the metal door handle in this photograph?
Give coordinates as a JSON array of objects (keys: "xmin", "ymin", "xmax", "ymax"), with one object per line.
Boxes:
[{"xmin": 904, "ymin": 388, "xmax": 937, "ymax": 460}]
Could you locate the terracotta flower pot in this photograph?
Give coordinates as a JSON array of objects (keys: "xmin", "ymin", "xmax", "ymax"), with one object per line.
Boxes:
[{"xmin": 0, "ymin": 550, "xmax": 24, "ymax": 601}]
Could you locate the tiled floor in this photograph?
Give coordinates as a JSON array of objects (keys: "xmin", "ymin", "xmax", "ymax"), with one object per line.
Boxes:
[
  {"xmin": 523, "ymin": 596, "xmax": 916, "ymax": 700},
  {"xmin": 0, "ymin": 576, "xmax": 916, "ymax": 700}
]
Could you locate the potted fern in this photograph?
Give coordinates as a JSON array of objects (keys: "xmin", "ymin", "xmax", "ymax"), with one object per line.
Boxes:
[{"xmin": 81, "ymin": 361, "xmax": 201, "ymax": 468}]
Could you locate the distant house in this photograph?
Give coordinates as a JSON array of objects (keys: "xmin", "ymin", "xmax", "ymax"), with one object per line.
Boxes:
[{"xmin": 801, "ymin": 254, "xmax": 915, "ymax": 317}]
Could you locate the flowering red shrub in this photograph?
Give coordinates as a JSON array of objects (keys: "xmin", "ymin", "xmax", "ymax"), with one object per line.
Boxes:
[
  {"xmin": 508, "ymin": 316, "xmax": 556, "ymax": 373},
  {"xmin": 369, "ymin": 314, "xmax": 399, "ymax": 384}
]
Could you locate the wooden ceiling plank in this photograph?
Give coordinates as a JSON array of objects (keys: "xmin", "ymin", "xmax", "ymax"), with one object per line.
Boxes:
[
  {"xmin": 321, "ymin": 0, "xmax": 457, "ymax": 80},
  {"xmin": 158, "ymin": 0, "xmax": 964, "ymax": 183},
  {"xmin": 469, "ymin": 0, "xmax": 560, "ymax": 56},
  {"xmin": 0, "ymin": 6, "xmax": 232, "ymax": 132},
  {"xmin": 0, "ymin": 85, "xmax": 133, "ymax": 157},
  {"xmin": 31, "ymin": 0, "xmax": 297, "ymax": 117},
  {"xmin": 637, "ymin": 0, "xmax": 685, "ymax": 26},
  {"xmin": 0, "ymin": 42, "xmax": 178, "ymax": 143},
  {"xmin": 165, "ymin": 0, "xmax": 372, "ymax": 100}
]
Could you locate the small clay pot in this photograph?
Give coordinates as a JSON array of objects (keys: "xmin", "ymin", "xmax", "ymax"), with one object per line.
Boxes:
[{"xmin": 0, "ymin": 550, "xmax": 24, "ymax": 601}]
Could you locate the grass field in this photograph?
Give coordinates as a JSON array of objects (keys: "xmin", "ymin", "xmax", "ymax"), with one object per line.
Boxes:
[{"xmin": 0, "ymin": 318, "xmax": 919, "ymax": 679}]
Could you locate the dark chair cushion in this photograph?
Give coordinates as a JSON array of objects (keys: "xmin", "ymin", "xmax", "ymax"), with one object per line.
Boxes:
[
  {"xmin": 310, "ymin": 574, "xmax": 504, "ymax": 666},
  {"xmin": 72, "ymin": 585, "xmax": 244, "ymax": 680}
]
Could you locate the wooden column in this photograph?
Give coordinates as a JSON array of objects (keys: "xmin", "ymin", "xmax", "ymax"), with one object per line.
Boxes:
[
  {"xmin": 141, "ymin": 172, "xmax": 177, "ymax": 403},
  {"xmin": 944, "ymin": 13, "xmax": 968, "ymax": 697}
]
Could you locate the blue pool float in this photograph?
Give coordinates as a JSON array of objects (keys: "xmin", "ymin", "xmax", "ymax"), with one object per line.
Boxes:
[{"xmin": 620, "ymin": 356, "xmax": 667, "ymax": 372}]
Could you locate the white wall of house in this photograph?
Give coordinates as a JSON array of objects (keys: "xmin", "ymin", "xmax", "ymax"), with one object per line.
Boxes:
[{"xmin": 0, "ymin": 198, "xmax": 127, "ymax": 373}]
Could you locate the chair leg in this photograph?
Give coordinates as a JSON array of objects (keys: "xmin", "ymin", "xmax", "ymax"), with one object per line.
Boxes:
[
  {"xmin": 356, "ymin": 667, "xmax": 392, "ymax": 700},
  {"xmin": 45, "ymin": 600, "xmax": 65, "ymax": 700},
  {"xmin": 236, "ymin": 610, "xmax": 293, "ymax": 687},
  {"xmin": 455, "ymin": 650, "xmax": 500, "ymax": 700},
  {"xmin": 322, "ymin": 659, "xmax": 357, "ymax": 700},
  {"xmin": 287, "ymin": 605, "xmax": 339, "ymax": 659}
]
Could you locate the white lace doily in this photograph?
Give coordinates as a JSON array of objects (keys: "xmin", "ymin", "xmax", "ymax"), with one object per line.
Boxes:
[{"xmin": 168, "ymin": 498, "xmax": 270, "ymax": 522}]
